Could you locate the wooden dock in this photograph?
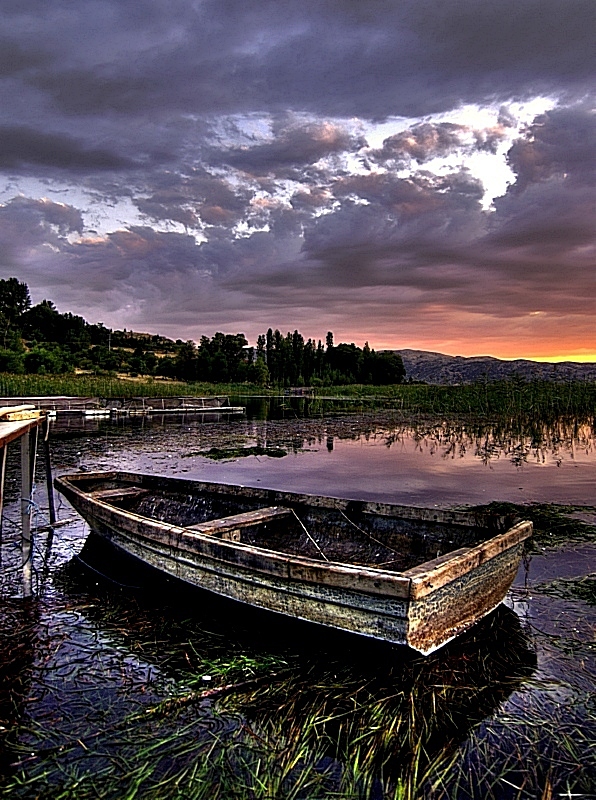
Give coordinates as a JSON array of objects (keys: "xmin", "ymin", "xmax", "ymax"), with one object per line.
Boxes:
[
  {"xmin": 0, "ymin": 396, "xmax": 244, "ymax": 417},
  {"xmin": 0, "ymin": 396, "xmax": 109, "ymax": 416},
  {"xmin": 107, "ymin": 396, "xmax": 245, "ymax": 415},
  {"xmin": 0, "ymin": 405, "xmax": 45, "ymax": 598}
]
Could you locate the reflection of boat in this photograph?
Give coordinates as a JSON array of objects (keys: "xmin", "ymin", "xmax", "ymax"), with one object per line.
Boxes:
[
  {"xmin": 238, "ymin": 604, "xmax": 537, "ymax": 786},
  {"xmin": 55, "ymin": 471, "xmax": 532, "ymax": 654},
  {"xmin": 55, "ymin": 554, "xmax": 537, "ymax": 792}
]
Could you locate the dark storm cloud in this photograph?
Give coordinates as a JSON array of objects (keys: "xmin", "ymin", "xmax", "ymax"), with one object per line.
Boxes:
[
  {"xmin": 264, "ymin": 108, "xmax": 593, "ymax": 318},
  {"xmin": 0, "ymin": 126, "xmax": 136, "ymax": 171},
  {"xmin": 0, "ymin": 197, "xmax": 84, "ymax": 285},
  {"xmin": 0, "ymin": 0, "xmax": 594, "ymax": 351},
  {"xmin": 507, "ymin": 105, "xmax": 596, "ymax": 191},
  {"xmin": 227, "ymin": 107, "xmax": 595, "ymax": 324},
  {"xmin": 213, "ymin": 120, "xmax": 365, "ymax": 173},
  {"xmin": 484, "ymin": 105, "xmax": 596, "ymax": 288},
  {"xmin": 3, "ymin": 0, "xmax": 594, "ymax": 124},
  {"xmin": 1, "ymin": 0, "xmax": 593, "ymax": 185},
  {"xmin": 0, "ymin": 39, "xmax": 49, "ymax": 76},
  {"xmin": 0, "ymin": 196, "xmax": 83, "ymax": 240}
]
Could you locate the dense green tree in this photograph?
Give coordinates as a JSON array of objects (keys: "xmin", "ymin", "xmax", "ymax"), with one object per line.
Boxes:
[
  {"xmin": 0, "ymin": 279, "xmax": 408, "ymax": 385},
  {"xmin": 0, "ymin": 347, "xmax": 24, "ymax": 373},
  {"xmin": 0, "ymin": 277, "xmax": 31, "ymax": 348},
  {"xmin": 249, "ymin": 356, "xmax": 269, "ymax": 386},
  {"xmin": 24, "ymin": 344, "xmax": 73, "ymax": 374},
  {"xmin": 0, "ymin": 278, "xmax": 31, "ymax": 324},
  {"xmin": 369, "ymin": 351, "xmax": 406, "ymax": 384},
  {"xmin": 257, "ymin": 330, "xmax": 406, "ymax": 387},
  {"xmin": 175, "ymin": 340, "xmax": 199, "ymax": 381}
]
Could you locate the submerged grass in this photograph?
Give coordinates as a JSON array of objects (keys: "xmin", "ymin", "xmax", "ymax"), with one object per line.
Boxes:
[
  {"xmin": 1, "ymin": 559, "xmax": 546, "ymax": 800},
  {"xmin": 535, "ymin": 574, "xmax": 596, "ymax": 605},
  {"xmin": 184, "ymin": 445, "xmax": 289, "ymax": 460}
]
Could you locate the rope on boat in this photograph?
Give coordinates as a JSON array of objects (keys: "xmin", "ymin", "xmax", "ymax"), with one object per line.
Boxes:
[
  {"xmin": 338, "ymin": 509, "xmax": 402, "ymax": 558},
  {"xmin": 290, "ymin": 509, "xmax": 329, "ymax": 561}
]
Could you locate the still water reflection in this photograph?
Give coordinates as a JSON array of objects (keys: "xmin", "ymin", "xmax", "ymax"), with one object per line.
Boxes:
[
  {"xmin": 45, "ymin": 398, "xmax": 596, "ymax": 506},
  {"xmin": 0, "ymin": 400, "xmax": 595, "ymax": 797}
]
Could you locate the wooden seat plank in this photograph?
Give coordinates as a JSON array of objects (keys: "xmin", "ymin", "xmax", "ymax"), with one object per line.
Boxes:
[
  {"xmin": 186, "ymin": 505, "xmax": 292, "ymax": 535},
  {"xmin": 92, "ymin": 486, "xmax": 150, "ymax": 501}
]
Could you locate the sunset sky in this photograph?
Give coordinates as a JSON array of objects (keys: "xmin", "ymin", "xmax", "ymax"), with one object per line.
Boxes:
[{"xmin": 1, "ymin": 0, "xmax": 594, "ymax": 360}]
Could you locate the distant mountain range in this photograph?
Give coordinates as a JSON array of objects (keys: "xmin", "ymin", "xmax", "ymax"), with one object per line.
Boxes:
[{"xmin": 393, "ymin": 349, "xmax": 596, "ymax": 384}]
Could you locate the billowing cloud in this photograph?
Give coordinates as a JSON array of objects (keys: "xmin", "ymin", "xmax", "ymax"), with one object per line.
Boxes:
[
  {"xmin": 213, "ymin": 120, "xmax": 366, "ymax": 174},
  {"xmin": 0, "ymin": 0, "xmax": 594, "ymax": 357},
  {"xmin": 372, "ymin": 123, "xmax": 469, "ymax": 165},
  {"xmin": 507, "ymin": 105, "xmax": 596, "ymax": 191},
  {"xmin": 133, "ymin": 169, "xmax": 253, "ymax": 229}
]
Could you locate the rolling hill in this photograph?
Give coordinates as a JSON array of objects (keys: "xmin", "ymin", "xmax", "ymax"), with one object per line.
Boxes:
[{"xmin": 394, "ymin": 349, "xmax": 596, "ymax": 384}]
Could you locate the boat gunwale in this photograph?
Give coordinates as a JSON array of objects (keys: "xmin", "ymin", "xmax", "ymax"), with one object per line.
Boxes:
[
  {"xmin": 55, "ymin": 473, "xmax": 413, "ymax": 596},
  {"xmin": 55, "ymin": 471, "xmax": 533, "ymax": 601},
  {"xmin": 58, "ymin": 469, "xmax": 515, "ymax": 529}
]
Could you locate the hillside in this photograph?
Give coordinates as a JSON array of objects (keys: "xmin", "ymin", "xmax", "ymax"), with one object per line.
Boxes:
[{"xmin": 395, "ymin": 349, "xmax": 596, "ymax": 384}]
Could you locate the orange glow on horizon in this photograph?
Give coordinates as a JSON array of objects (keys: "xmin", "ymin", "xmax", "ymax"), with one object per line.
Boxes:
[{"xmin": 355, "ymin": 338, "xmax": 596, "ymax": 363}]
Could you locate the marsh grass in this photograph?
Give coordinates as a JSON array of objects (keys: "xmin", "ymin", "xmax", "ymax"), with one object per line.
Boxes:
[
  {"xmin": 0, "ymin": 373, "xmax": 262, "ymax": 399},
  {"xmin": 1, "ymin": 372, "xmax": 595, "ymax": 420},
  {"xmin": 321, "ymin": 380, "xmax": 596, "ymax": 418},
  {"xmin": 185, "ymin": 445, "xmax": 289, "ymax": 460},
  {"xmin": 466, "ymin": 501, "xmax": 596, "ymax": 550}
]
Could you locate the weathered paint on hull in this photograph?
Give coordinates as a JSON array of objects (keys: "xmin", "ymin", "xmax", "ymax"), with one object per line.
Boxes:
[
  {"xmin": 56, "ymin": 472, "xmax": 532, "ymax": 654},
  {"xmin": 84, "ymin": 511, "xmax": 411, "ymax": 645},
  {"xmin": 406, "ymin": 543, "xmax": 525, "ymax": 653}
]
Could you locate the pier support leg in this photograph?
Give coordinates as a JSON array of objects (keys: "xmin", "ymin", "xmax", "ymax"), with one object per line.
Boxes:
[
  {"xmin": 43, "ymin": 417, "xmax": 56, "ymax": 526},
  {"xmin": 0, "ymin": 445, "xmax": 6, "ymax": 569},
  {"xmin": 20, "ymin": 428, "xmax": 38, "ymax": 598}
]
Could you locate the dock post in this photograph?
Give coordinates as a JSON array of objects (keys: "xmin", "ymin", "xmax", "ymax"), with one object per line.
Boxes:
[
  {"xmin": 21, "ymin": 430, "xmax": 32, "ymax": 597},
  {"xmin": 0, "ymin": 445, "xmax": 6, "ymax": 569},
  {"xmin": 20, "ymin": 427, "xmax": 38, "ymax": 598},
  {"xmin": 43, "ymin": 417, "xmax": 57, "ymax": 526}
]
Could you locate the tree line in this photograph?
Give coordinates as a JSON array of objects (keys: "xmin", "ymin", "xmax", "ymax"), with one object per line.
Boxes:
[{"xmin": 0, "ymin": 277, "xmax": 405, "ymax": 386}]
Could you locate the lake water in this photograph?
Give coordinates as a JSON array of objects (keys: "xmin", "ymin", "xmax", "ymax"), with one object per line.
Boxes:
[
  {"xmin": 44, "ymin": 399, "xmax": 596, "ymax": 506},
  {"xmin": 1, "ymin": 401, "xmax": 595, "ymax": 798}
]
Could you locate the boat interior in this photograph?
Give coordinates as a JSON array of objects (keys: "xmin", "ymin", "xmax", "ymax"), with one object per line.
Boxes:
[{"xmin": 65, "ymin": 473, "xmax": 510, "ymax": 572}]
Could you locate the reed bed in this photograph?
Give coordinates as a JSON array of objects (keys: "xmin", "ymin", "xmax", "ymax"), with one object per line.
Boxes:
[
  {"xmin": 0, "ymin": 373, "xmax": 262, "ymax": 399},
  {"xmin": 1, "ymin": 372, "xmax": 595, "ymax": 420},
  {"xmin": 321, "ymin": 379, "xmax": 596, "ymax": 418}
]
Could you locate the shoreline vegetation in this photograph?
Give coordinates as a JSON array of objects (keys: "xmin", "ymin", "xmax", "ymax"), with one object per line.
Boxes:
[
  {"xmin": 2, "ymin": 278, "xmax": 595, "ymax": 417},
  {"xmin": 0, "ymin": 278, "xmax": 405, "ymax": 387},
  {"xmin": 1, "ymin": 373, "xmax": 595, "ymax": 418}
]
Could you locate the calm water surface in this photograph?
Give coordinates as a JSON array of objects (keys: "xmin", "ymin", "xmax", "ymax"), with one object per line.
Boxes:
[
  {"xmin": 46, "ymin": 400, "xmax": 596, "ymax": 505},
  {"xmin": 0, "ymin": 401, "xmax": 595, "ymax": 798}
]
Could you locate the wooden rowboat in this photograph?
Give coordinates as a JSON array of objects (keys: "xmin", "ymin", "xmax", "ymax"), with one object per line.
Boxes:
[{"xmin": 55, "ymin": 471, "xmax": 532, "ymax": 654}]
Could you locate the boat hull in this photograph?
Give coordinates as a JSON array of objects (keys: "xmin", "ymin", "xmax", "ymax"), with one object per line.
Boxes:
[{"xmin": 56, "ymin": 471, "xmax": 532, "ymax": 654}]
